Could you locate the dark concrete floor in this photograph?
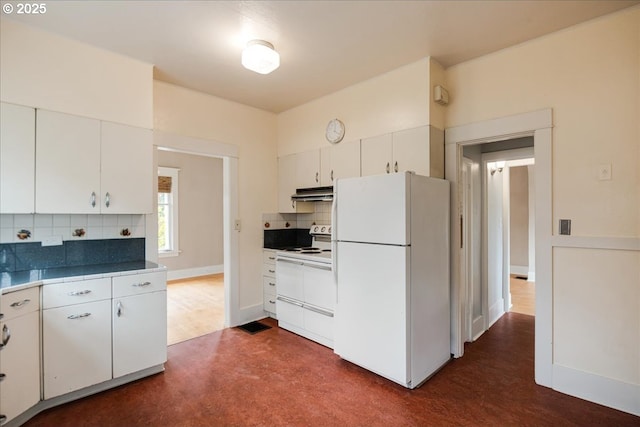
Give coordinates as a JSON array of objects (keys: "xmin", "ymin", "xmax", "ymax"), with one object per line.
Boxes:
[{"xmin": 24, "ymin": 313, "xmax": 639, "ymax": 426}]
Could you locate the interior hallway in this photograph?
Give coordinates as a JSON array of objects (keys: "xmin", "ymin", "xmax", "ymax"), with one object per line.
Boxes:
[
  {"xmin": 167, "ymin": 274, "xmax": 224, "ymax": 345},
  {"xmin": 23, "ymin": 313, "xmax": 638, "ymax": 426},
  {"xmin": 510, "ymin": 274, "xmax": 535, "ymax": 316}
]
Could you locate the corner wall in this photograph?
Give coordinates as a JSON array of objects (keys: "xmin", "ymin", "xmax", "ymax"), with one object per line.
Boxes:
[{"xmin": 445, "ymin": 6, "xmax": 640, "ymax": 415}]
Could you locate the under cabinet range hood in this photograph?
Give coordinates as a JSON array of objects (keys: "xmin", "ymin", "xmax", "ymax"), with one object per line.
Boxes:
[{"xmin": 291, "ymin": 186, "xmax": 333, "ymax": 202}]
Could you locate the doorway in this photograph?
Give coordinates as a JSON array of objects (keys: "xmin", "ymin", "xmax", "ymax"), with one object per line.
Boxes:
[
  {"xmin": 149, "ymin": 130, "xmax": 241, "ymax": 342},
  {"xmin": 445, "ymin": 109, "xmax": 553, "ymax": 387}
]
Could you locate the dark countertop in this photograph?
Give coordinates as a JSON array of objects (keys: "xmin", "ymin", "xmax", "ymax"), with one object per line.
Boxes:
[{"xmin": 1, "ymin": 261, "xmax": 165, "ymax": 293}]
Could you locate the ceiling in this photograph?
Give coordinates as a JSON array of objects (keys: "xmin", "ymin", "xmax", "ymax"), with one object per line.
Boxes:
[{"xmin": 3, "ymin": 1, "xmax": 638, "ymax": 113}]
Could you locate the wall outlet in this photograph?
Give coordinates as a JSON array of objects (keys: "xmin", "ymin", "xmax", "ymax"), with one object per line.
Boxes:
[
  {"xmin": 559, "ymin": 219, "xmax": 571, "ymax": 236},
  {"xmin": 42, "ymin": 235, "xmax": 63, "ymax": 246}
]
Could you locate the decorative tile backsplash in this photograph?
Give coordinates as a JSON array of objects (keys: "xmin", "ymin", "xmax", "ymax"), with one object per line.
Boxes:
[
  {"xmin": 0, "ymin": 214, "xmax": 146, "ymax": 244},
  {"xmin": 261, "ymin": 201, "xmax": 332, "ymax": 230}
]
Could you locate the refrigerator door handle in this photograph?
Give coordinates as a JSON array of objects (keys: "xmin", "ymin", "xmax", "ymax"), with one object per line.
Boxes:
[{"xmin": 331, "ymin": 194, "xmax": 338, "ymax": 290}]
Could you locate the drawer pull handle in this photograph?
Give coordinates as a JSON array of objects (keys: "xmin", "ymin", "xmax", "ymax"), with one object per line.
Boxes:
[
  {"xmin": 68, "ymin": 290, "xmax": 91, "ymax": 296},
  {"xmin": 269, "ymin": 300, "xmax": 276, "ymax": 304},
  {"xmin": 1, "ymin": 325, "xmax": 10, "ymax": 347},
  {"xmin": 132, "ymin": 281, "xmax": 151, "ymax": 287},
  {"xmin": 10, "ymin": 299, "xmax": 30, "ymax": 308},
  {"xmin": 268, "ymin": 269, "xmax": 276, "ymax": 273},
  {"xmin": 116, "ymin": 301, "xmax": 123, "ymax": 317},
  {"xmin": 67, "ymin": 313, "xmax": 91, "ymax": 320},
  {"xmin": 269, "ymin": 282, "xmax": 276, "ymax": 286},
  {"xmin": 268, "ymin": 256, "xmax": 276, "ymax": 260}
]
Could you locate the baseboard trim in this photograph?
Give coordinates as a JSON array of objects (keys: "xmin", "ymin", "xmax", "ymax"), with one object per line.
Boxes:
[
  {"xmin": 510, "ymin": 265, "xmax": 528, "ymax": 276},
  {"xmin": 553, "ymin": 364, "xmax": 640, "ymax": 416},
  {"xmin": 166, "ymin": 264, "xmax": 223, "ymax": 281},
  {"xmin": 471, "ymin": 316, "xmax": 485, "ymax": 341},
  {"xmin": 487, "ymin": 298, "xmax": 505, "ymax": 329}
]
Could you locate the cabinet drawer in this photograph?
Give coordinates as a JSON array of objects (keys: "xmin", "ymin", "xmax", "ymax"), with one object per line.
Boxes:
[
  {"xmin": 263, "ymin": 250, "xmax": 276, "ymax": 265},
  {"xmin": 1, "ymin": 286, "xmax": 40, "ymax": 320},
  {"xmin": 263, "ymin": 295, "xmax": 277, "ymax": 314},
  {"xmin": 43, "ymin": 278, "xmax": 111, "ymax": 309},
  {"xmin": 263, "ymin": 276, "xmax": 277, "ymax": 294},
  {"xmin": 263, "ymin": 264, "xmax": 277, "ymax": 278},
  {"xmin": 304, "ymin": 306, "xmax": 334, "ymax": 343},
  {"xmin": 113, "ymin": 271, "xmax": 166, "ymax": 298}
]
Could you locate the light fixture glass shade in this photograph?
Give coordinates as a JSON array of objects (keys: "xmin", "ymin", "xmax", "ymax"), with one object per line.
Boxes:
[{"xmin": 242, "ymin": 40, "xmax": 280, "ymax": 74}]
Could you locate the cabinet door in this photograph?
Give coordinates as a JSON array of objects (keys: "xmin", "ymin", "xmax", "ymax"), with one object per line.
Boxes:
[
  {"xmin": 0, "ymin": 103, "xmax": 35, "ymax": 213},
  {"xmin": 392, "ymin": 126, "xmax": 430, "ymax": 176},
  {"xmin": 36, "ymin": 110, "xmax": 101, "ymax": 213},
  {"xmin": 361, "ymin": 133, "xmax": 392, "ymax": 176},
  {"xmin": 331, "ymin": 139, "xmax": 361, "ymax": 182},
  {"xmin": 43, "ymin": 299, "xmax": 112, "ymax": 399},
  {"xmin": 0, "ymin": 311, "xmax": 40, "ymax": 425},
  {"xmin": 320, "ymin": 146, "xmax": 332, "ymax": 186},
  {"xmin": 277, "ymin": 154, "xmax": 297, "ymax": 213},
  {"xmin": 101, "ymin": 122, "xmax": 153, "ymax": 214},
  {"xmin": 113, "ymin": 291, "xmax": 167, "ymax": 378},
  {"xmin": 296, "ymin": 150, "xmax": 320, "ymax": 188}
]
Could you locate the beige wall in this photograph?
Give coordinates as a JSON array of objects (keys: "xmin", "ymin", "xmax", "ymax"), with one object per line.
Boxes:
[
  {"xmin": 509, "ymin": 166, "xmax": 529, "ymax": 268},
  {"xmin": 0, "ymin": 20, "xmax": 152, "ymax": 128},
  {"xmin": 445, "ymin": 6, "xmax": 640, "ymax": 396},
  {"xmin": 153, "ymin": 81, "xmax": 278, "ymax": 310},
  {"xmin": 157, "ymin": 150, "xmax": 224, "ymax": 272},
  {"xmin": 277, "ymin": 58, "xmax": 433, "ymax": 156}
]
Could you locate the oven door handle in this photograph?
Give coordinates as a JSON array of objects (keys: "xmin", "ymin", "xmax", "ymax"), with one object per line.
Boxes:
[
  {"xmin": 276, "ymin": 257, "xmax": 304, "ymax": 265},
  {"xmin": 276, "ymin": 295, "xmax": 303, "ymax": 307},
  {"xmin": 302, "ymin": 261, "xmax": 331, "ymax": 271},
  {"xmin": 303, "ymin": 303, "xmax": 334, "ymax": 317}
]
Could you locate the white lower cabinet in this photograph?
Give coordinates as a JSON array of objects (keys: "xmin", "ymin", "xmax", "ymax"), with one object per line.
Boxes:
[
  {"xmin": 43, "ymin": 300, "xmax": 112, "ymax": 399},
  {"xmin": 42, "ymin": 270, "xmax": 167, "ymax": 400},
  {"xmin": 262, "ymin": 250, "xmax": 277, "ymax": 318},
  {"xmin": 0, "ymin": 287, "xmax": 40, "ymax": 425},
  {"xmin": 112, "ymin": 272, "xmax": 167, "ymax": 378}
]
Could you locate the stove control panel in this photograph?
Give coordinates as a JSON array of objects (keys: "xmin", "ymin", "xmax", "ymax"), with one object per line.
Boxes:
[{"xmin": 310, "ymin": 224, "xmax": 332, "ymax": 235}]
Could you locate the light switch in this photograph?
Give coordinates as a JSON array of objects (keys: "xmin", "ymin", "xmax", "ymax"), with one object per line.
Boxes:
[
  {"xmin": 559, "ymin": 219, "xmax": 571, "ymax": 236},
  {"xmin": 42, "ymin": 235, "xmax": 63, "ymax": 246},
  {"xmin": 598, "ymin": 164, "xmax": 612, "ymax": 181}
]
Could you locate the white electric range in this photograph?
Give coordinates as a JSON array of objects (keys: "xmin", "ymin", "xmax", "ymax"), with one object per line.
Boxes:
[{"xmin": 275, "ymin": 224, "xmax": 335, "ymax": 348}]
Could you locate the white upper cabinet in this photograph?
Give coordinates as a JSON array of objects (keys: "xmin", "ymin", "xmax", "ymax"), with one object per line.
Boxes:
[
  {"xmin": 277, "ymin": 153, "xmax": 314, "ymax": 213},
  {"xmin": 100, "ymin": 122, "xmax": 152, "ymax": 214},
  {"xmin": 0, "ymin": 103, "xmax": 36, "ymax": 213},
  {"xmin": 361, "ymin": 125, "xmax": 443, "ymax": 178},
  {"xmin": 295, "ymin": 149, "xmax": 320, "ymax": 188},
  {"xmin": 35, "ymin": 110, "xmax": 102, "ymax": 214},
  {"xmin": 35, "ymin": 109, "xmax": 152, "ymax": 214},
  {"xmin": 320, "ymin": 140, "xmax": 361, "ymax": 186}
]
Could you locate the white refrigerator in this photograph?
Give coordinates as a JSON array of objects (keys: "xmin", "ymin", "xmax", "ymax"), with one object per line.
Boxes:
[{"xmin": 333, "ymin": 172, "xmax": 450, "ymax": 389}]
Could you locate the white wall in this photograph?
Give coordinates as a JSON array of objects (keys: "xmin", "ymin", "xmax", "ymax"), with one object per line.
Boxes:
[
  {"xmin": 153, "ymin": 81, "xmax": 278, "ymax": 314},
  {"xmin": 0, "ymin": 20, "xmax": 152, "ymax": 128},
  {"xmin": 510, "ymin": 166, "xmax": 529, "ymax": 271},
  {"xmin": 277, "ymin": 58, "xmax": 433, "ymax": 156},
  {"xmin": 445, "ymin": 6, "xmax": 640, "ymax": 414}
]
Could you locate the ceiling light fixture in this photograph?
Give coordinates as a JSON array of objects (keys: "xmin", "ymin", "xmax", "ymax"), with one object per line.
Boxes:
[{"xmin": 242, "ymin": 40, "xmax": 280, "ymax": 75}]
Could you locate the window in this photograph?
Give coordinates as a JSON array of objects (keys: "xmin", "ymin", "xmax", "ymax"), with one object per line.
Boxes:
[{"xmin": 158, "ymin": 167, "xmax": 179, "ymax": 257}]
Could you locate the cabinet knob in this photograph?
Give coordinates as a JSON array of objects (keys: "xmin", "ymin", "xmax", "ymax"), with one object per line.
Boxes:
[
  {"xmin": 386, "ymin": 162, "xmax": 390, "ymax": 174},
  {"xmin": 105, "ymin": 192, "xmax": 111, "ymax": 208},
  {"xmin": 0, "ymin": 373, "xmax": 5, "ymax": 382},
  {"xmin": 331, "ymin": 170, "xmax": 334, "ymax": 181},
  {"xmin": 291, "ymin": 200, "xmax": 295, "ymax": 209},
  {"xmin": 116, "ymin": 301, "xmax": 123, "ymax": 317},
  {"xmin": 91, "ymin": 191, "xmax": 97, "ymax": 208},
  {"xmin": 394, "ymin": 161, "xmax": 398, "ymax": 173},
  {"xmin": 315, "ymin": 172, "xmax": 319, "ymax": 183}
]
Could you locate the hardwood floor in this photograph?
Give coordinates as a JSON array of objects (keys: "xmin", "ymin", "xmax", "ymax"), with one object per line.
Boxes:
[
  {"xmin": 167, "ymin": 274, "xmax": 224, "ymax": 345},
  {"xmin": 510, "ymin": 274, "xmax": 535, "ymax": 316},
  {"xmin": 23, "ymin": 313, "xmax": 639, "ymax": 426}
]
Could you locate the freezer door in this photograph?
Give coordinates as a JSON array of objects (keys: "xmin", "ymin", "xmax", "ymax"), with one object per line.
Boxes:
[
  {"xmin": 335, "ymin": 173, "xmax": 410, "ymax": 245},
  {"xmin": 334, "ymin": 241, "xmax": 409, "ymax": 386}
]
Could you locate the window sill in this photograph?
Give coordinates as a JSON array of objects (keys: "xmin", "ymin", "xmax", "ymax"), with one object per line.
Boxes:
[{"xmin": 159, "ymin": 250, "xmax": 181, "ymax": 258}]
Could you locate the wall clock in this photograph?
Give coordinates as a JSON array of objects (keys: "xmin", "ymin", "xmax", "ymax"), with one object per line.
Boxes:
[{"xmin": 326, "ymin": 118, "xmax": 345, "ymax": 144}]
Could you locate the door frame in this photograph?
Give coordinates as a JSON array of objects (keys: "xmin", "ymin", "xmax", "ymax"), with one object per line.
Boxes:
[
  {"xmin": 150, "ymin": 130, "xmax": 240, "ymax": 329},
  {"xmin": 445, "ymin": 109, "xmax": 552, "ymax": 387}
]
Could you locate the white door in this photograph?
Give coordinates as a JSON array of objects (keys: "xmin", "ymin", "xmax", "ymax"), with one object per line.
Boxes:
[
  {"xmin": 113, "ymin": 291, "xmax": 167, "ymax": 378},
  {"xmin": 335, "ymin": 241, "xmax": 409, "ymax": 386},
  {"xmin": 101, "ymin": 122, "xmax": 153, "ymax": 214},
  {"xmin": 335, "ymin": 173, "xmax": 409, "ymax": 245},
  {"xmin": 35, "ymin": 110, "xmax": 101, "ymax": 214},
  {"xmin": 0, "ymin": 103, "xmax": 35, "ymax": 213}
]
